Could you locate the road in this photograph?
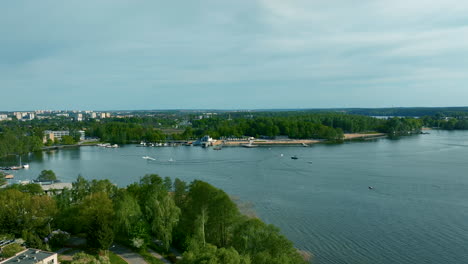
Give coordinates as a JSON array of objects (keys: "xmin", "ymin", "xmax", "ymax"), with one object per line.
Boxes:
[{"xmin": 110, "ymin": 244, "xmax": 146, "ymax": 264}]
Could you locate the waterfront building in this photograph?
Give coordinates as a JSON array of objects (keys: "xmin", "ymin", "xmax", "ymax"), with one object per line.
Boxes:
[{"xmin": 43, "ymin": 130, "xmax": 70, "ymax": 142}]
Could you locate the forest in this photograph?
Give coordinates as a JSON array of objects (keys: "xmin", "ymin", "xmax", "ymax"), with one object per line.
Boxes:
[
  {"xmin": 0, "ymin": 174, "xmax": 307, "ymax": 264},
  {"xmin": 189, "ymin": 114, "xmax": 423, "ymax": 140}
]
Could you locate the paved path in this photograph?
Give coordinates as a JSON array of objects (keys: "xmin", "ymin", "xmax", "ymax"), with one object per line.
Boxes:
[
  {"xmin": 111, "ymin": 245, "xmax": 146, "ymax": 264},
  {"xmin": 147, "ymin": 249, "xmax": 171, "ymax": 264}
]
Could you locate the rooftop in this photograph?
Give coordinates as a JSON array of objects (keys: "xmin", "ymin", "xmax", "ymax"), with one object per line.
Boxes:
[{"xmin": 0, "ymin": 249, "xmax": 57, "ymax": 264}]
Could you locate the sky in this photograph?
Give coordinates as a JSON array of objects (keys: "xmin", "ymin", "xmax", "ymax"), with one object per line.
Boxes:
[{"xmin": 1, "ymin": 0, "xmax": 468, "ymax": 111}]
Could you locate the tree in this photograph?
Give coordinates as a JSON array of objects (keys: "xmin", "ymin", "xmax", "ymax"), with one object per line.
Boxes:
[
  {"xmin": 177, "ymin": 181, "xmax": 240, "ymax": 248},
  {"xmin": 71, "ymin": 252, "xmax": 110, "ymax": 264},
  {"xmin": 163, "ymin": 176, "xmax": 173, "ymax": 191},
  {"xmin": 6, "ymin": 183, "xmax": 44, "ymax": 195},
  {"xmin": 71, "ymin": 175, "xmax": 90, "ymax": 202},
  {"xmin": 60, "ymin": 135, "xmax": 76, "ymax": 145},
  {"xmin": 0, "ymin": 189, "xmax": 57, "ymax": 237},
  {"xmin": 77, "ymin": 192, "xmax": 115, "ymax": 251},
  {"xmin": 113, "ymin": 191, "xmax": 143, "ymax": 238},
  {"xmin": 145, "ymin": 193, "xmax": 180, "ymax": 251},
  {"xmin": 1, "ymin": 243, "xmax": 24, "ymax": 258},
  {"xmin": 37, "ymin": 170, "xmax": 57, "ymax": 182},
  {"xmin": 230, "ymin": 218, "xmax": 306, "ymax": 264}
]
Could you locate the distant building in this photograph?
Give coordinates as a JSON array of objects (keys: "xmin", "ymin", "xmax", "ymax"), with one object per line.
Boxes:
[
  {"xmin": 90, "ymin": 112, "xmax": 97, "ymax": 118},
  {"xmin": 78, "ymin": 130, "xmax": 85, "ymax": 141},
  {"xmin": 43, "ymin": 130, "xmax": 85, "ymax": 142},
  {"xmin": 14, "ymin": 112, "xmax": 25, "ymax": 120},
  {"xmin": 72, "ymin": 113, "xmax": 83, "ymax": 122},
  {"xmin": 0, "ymin": 248, "xmax": 58, "ymax": 264},
  {"xmin": 24, "ymin": 113, "xmax": 35, "ymax": 120},
  {"xmin": 43, "ymin": 130, "xmax": 70, "ymax": 142},
  {"xmin": 0, "ymin": 114, "xmax": 10, "ymax": 121}
]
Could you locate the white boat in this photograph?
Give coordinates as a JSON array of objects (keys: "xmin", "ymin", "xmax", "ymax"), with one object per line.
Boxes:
[
  {"xmin": 242, "ymin": 140, "xmax": 258, "ymax": 148},
  {"xmin": 22, "ymin": 164, "xmax": 29, "ymax": 169},
  {"xmin": 142, "ymin": 156, "xmax": 156, "ymax": 161}
]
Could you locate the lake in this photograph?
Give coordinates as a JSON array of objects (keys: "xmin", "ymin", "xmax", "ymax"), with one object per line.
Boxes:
[{"xmin": 3, "ymin": 130, "xmax": 468, "ymax": 264}]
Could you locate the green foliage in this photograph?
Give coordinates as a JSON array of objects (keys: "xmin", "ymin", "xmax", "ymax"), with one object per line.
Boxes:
[
  {"xmin": 136, "ymin": 174, "xmax": 181, "ymax": 251},
  {"xmin": 379, "ymin": 117, "xmax": 423, "ymax": 135},
  {"xmin": 173, "ymin": 178, "xmax": 188, "ymax": 208},
  {"xmin": 0, "ymin": 189, "xmax": 57, "ymax": 237},
  {"xmin": 181, "ymin": 242, "xmax": 250, "ymax": 264},
  {"xmin": 163, "ymin": 177, "xmax": 173, "ymax": 191},
  {"xmin": 0, "ymin": 129, "xmax": 43, "ymax": 157},
  {"xmin": 78, "ymin": 192, "xmax": 115, "ymax": 250},
  {"xmin": 108, "ymin": 251, "xmax": 128, "ymax": 264},
  {"xmin": 87, "ymin": 122, "xmax": 166, "ymax": 144},
  {"xmin": 174, "ymin": 180, "xmax": 241, "ymax": 250},
  {"xmin": 0, "ymin": 175, "xmax": 306, "ymax": 264},
  {"xmin": 70, "ymin": 252, "xmax": 110, "ymax": 264},
  {"xmin": 61, "ymin": 135, "xmax": 77, "ymax": 145},
  {"xmin": 1, "ymin": 243, "xmax": 24, "ymax": 258},
  {"xmin": 6, "ymin": 183, "xmax": 44, "ymax": 195},
  {"xmin": 49, "ymin": 231, "xmax": 70, "ymax": 249},
  {"xmin": 230, "ymin": 218, "xmax": 306, "ymax": 264},
  {"xmin": 114, "ymin": 190, "xmax": 143, "ymax": 238},
  {"xmin": 37, "ymin": 170, "xmax": 57, "ymax": 181},
  {"xmin": 0, "ymin": 172, "xmax": 7, "ymax": 186}
]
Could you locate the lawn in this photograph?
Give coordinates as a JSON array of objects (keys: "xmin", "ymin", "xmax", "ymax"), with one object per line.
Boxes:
[{"xmin": 109, "ymin": 251, "xmax": 128, "ymax": 264}]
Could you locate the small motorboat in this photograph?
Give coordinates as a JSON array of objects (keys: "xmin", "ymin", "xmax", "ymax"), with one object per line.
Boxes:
[
  {"xmin": 291, "ymin": 156, "xmax": 299, "ymax": 160},
  {"xmin": 142, "ymin": 156, "xmax": 156, "ymax": 161},
  {"xmin": 368, "ymin": 186, "xmax": 374, "ymax": 190}
]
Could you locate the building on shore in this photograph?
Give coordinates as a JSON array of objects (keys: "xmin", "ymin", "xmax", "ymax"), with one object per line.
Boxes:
[
  {"xmin": 43, "ymin": 130, "xmax": 69, "ymax": 142},
  {"xmin": 43, "ymin": 130, "xmax": 85, "ymax": 143},
  {"xmin": 0, "ymin": 248, "xmax": 58, "ymax": 264}
]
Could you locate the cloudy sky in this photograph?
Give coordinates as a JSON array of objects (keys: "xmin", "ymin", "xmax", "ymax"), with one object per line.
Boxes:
[{"xmin": 1, "ymin": 0, "xmax": 467, "ymax": 110}]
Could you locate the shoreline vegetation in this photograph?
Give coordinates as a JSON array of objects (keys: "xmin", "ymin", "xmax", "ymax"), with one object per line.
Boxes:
[
  {"xmin": 36, "ymin": 132, "xmax": 388, "ymax": 150},
  {"xmin": 0, "ymin": 173, "xmax": 310, "ymax": 264},
  {"xmin": 3, "ymin": 108, "xmax": 459, "ymax": 158}
]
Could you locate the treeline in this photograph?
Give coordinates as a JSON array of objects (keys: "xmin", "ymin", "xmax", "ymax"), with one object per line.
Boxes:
[
  {"xmin": 0, "ymin": 174, "xmax": 306, "ymax": 264},
  {"xmin": 0, "ymin": 113, "xmax": 425, "ymax": 155},
  {"xmin": 0, "ymin": 128, "xmax": 43, "ymax": 158},
  {"xmin": 422, "ymin": 116, "xmax": 468, "ymax": 130},
  {"xmin": 190, "ymin": 114, "xmax": 422, "ymax": 140},
  {"xmin": 324, "ymin": 107, "xmax": 468, "ymax": 117},
  {"xmin": 86, "ymin": 122, "xmax": 166, "ymax": 144}
]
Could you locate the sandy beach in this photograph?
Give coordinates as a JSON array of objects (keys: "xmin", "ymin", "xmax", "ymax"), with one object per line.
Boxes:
[
  {"xmin": 213, "ymin": 133, "xmax": 386, "ymax": 146},
  {"xmin": 344, "ymin": 133, "xmax": 386, "ymax": 140}
]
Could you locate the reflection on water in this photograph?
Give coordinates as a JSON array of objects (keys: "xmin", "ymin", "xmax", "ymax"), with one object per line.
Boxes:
[{"xmin": 3, "ymin": 130, "xmax": 468, "ymax": 264}]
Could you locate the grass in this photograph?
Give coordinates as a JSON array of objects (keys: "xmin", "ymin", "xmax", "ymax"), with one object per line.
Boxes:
[{"xmin": 109, "ymin": 251, "xmax": 128, "ymax": 264}]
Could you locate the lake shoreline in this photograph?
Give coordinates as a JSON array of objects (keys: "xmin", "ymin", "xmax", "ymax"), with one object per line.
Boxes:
[{"xmin": 215, "ymin": 133, "xmax": 387, "ymax": 146}]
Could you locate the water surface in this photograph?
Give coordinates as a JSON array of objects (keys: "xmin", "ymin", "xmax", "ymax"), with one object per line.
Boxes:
[{"xmin": 3, "ymin": 130, "xmax": 468, "ymax": 264}]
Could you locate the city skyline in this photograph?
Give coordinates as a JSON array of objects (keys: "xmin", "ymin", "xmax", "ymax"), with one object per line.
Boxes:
[{"xmin": 2, "ymin": 0, "xmax": 468, "ymax": 111}]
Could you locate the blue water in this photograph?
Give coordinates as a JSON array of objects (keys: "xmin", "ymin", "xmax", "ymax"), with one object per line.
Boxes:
[{"xmin": 3, "ymin": 130, "xmax": 468, "ymax": 264}]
